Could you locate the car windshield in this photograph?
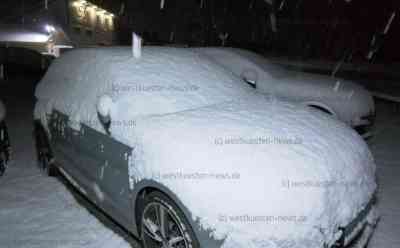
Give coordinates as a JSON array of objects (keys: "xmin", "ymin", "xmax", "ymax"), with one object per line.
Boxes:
[
  {"xmin": 110, "ymin": 47, "xmax": 258, "ymax": 117},
  {"xmin": 233, "ymin": 49, "xmax": 295, "ymax": 79}
]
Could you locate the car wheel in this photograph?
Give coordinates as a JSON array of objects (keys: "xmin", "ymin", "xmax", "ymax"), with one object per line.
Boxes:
[{"xmin": 139, "ymin": 191, "xmax": 200, "ymax": 248}]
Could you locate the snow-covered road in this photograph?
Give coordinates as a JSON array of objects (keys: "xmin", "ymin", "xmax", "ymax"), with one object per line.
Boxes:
[{"xmin": 0, "ymin": 76, "xmax": 399, "ymax": 248}]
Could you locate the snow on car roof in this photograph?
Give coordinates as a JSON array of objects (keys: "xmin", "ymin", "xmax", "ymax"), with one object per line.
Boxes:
[
  {"xmin": 195, "ymin": 47, "xmax": 290, "ymax": 79},
  {"xmin": 35, "ymin": 46, "xmax": 256, "ymax": 121}
]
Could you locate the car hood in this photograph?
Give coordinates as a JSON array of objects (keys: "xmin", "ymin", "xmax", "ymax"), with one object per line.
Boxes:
[
  {"xmin": 260, "ymin": 72, "xmax": 375, "ymax": 124},
  {"xmin": 0, "ymin": 100, "xmax": 5, "ymax": 121},
  {"xmin": 114, "ymin": 96, "xmax": 377, "ymax": 248}
]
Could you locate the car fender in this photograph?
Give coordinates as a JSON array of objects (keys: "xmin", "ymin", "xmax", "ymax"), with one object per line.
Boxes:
[{"xmin": 130, "ymin": 179, "xmax": 224, "ymax": 248}]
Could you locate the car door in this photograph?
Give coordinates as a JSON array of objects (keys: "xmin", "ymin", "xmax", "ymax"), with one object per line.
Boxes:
[
  {"xmin": 49, "ymin": 110, "xmax": 133, "ymax": 228},
  {"xmin": 48, "ymin": 111, "xmax": 84, "ymax": 178}
]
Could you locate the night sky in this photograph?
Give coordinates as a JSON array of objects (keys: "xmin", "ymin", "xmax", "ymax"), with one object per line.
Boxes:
[{"xmin": 1, "ymin": 0, "xmax": 399, "ymax": 62}]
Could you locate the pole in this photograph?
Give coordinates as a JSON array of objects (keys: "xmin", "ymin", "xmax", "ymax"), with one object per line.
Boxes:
[{"xmin": 132, "ymin": 33, "xmax": 142, "ymax": 59}]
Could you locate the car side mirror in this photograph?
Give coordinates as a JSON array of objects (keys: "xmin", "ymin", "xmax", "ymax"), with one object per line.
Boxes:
[{"xmin": 97, "ymin": 95, "xmax": 113, "ymax": 134}]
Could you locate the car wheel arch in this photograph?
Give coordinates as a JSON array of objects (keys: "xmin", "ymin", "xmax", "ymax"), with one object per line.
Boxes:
[
  {"xmin": 131, "ymin": 180, "xmax": 223, "ymax": 248},
  {"xmin": 132, "ymin": 181, "xmax": 194, "ymax": 232}
]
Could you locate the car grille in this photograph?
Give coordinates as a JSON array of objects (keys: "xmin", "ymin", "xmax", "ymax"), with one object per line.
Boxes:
[{"xmin": 331, "ymin": 196, "xmax": 378, "ymax": 248}]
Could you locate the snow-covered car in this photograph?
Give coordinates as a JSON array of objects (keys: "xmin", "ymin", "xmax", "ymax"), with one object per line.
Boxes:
[
  {"xmin": 0, "ymin": 99, "xmax": 11, "ymax": 176},
  {"xmin": 34, "ymin": 47, "xmax": 378, "ymax": 248},
  {"xmin": 194, "ymin": 47, "xmax": 375, "ymax": 138}
]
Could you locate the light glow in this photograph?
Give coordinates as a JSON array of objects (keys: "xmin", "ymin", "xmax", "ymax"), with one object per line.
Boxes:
[
  {"xmin": 73, "ymin": 0, "xmax": 87, "ymax": 7},
  {"xmin": 45, "ymin": 25, "xmax": 56, "ymax": 33},
  {"xmin": 0, "ymin": 32, "xmax": 50, "ymax": 43},
  {"xmin": 97, "ymin": 10, "xmax": 107, "ymax": 15},
  {"xmin": 73, "ymin": 0, "xmax": 115, "ymax": 18}
]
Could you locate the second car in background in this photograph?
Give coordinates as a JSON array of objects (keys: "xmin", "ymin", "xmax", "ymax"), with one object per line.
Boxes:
[{"xmin": 194, "ymin": 47, "xmax": 375, "ymax": 138}]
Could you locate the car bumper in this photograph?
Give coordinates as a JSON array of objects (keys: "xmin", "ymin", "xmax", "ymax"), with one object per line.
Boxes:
[
  {"xmin": 200, "ymin": 196, "xmax": 379, "ymax": 248},
  {"xmin": 331, "ymin": 196, "xmax": 379, "ymax": 248}
]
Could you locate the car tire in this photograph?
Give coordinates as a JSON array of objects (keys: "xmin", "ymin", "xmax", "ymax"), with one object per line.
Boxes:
[
  {"xmin": 138, "ymin": 191, "xmax": 200, "ymax": 248},
  {"xmin": 34, "ymin": 121, "xmax": 57, "ymax": 177}
]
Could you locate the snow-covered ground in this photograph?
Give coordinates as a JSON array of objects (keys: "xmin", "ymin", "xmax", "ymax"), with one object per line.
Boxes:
[
  {"xmin": 0, "ymin": 77, "xmax": 139, "ymax": 248},
  {"xmin": 0, "ymin": 75, "xmax": 399, "ymax": 248}
]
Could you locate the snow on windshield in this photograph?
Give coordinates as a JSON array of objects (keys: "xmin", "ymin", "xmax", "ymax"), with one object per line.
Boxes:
[{"xmin": 229, "ymin": 48, "xmax": 293, "ymax": 79}]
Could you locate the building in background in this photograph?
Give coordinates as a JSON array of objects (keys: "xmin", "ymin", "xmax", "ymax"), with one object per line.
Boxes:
[
  {"xmin": 68, "ymin": 0, "xmax": 116, "ymax": 46},
  {"xmin": 0, "ymin": 0, "xmax": 118, "ymax": 50},
  {"xmin": 0, "ymin": 0, "xmax": 118, "ymax": 77}
]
